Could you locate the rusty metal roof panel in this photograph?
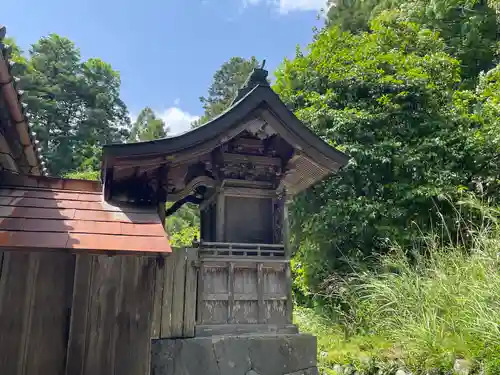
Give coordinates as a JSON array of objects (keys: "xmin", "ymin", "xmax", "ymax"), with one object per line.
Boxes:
[{"xmin": 0, "ymin": 174, "xmax": 171, "ymax": 255}]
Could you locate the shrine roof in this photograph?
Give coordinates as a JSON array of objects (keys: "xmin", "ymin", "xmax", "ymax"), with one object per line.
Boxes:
[
  {"xmin": 0, "ymin": 172, "xmax": 171, "ymax": 255},
  {"xmin": 102, "ymin": 84, "xmax": 349, "ymax": 171}
]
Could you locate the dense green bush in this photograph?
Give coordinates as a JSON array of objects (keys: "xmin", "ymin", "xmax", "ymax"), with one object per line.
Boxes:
[
  {"xmin": 295, "ymin": 200, "xmax": 500, "ymax": 374},
  {"xmin": 275, "ymin": 14, "xmax": 500, "ymax": 296},
  {"xmin": 64, "ymin": 170, "xmax": 100, "ymax": 181}
]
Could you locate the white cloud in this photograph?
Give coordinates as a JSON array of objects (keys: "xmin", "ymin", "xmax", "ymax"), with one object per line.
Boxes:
[
  {"xmin": 158, "ymin": 107, "xmax": 200, "ymax": 136},
  {"xmin": 129, "ymin": 107, "xmax": 200, "ymax": 136},
  {"xmin": 173, "ymin": 98, "xmax": 181, "ymax": 106},
  {"xmin": 279, "ymin": 0, "xmax": 327, "ymax": 13},
  {"xmin": 243, "ymin": 0, "xmax": 328, "ymax": 13}
]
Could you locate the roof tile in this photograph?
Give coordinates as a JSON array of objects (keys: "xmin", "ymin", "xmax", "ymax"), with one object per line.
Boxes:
[{"xmin": 0, "ymin": 174, "xmax": 171, "ymax": 255}]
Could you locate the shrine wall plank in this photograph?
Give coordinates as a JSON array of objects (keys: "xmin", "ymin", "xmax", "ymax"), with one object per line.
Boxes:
[
  {"xmin": 0, "ymin": 250, "xmax": 159, "ymax": 375},
  {"xmin": 66, "ymin": 254, "xmax": 157, "ymax": 375},
  {"xmin": 0, "ymin": 251, "xmax": 75, "ymax": 375},
  {"xmin": 151, "ymin": 248, "xmax": 197, "ymax": 340},
  {"xmin": 195, "ymin": 256, "xmax": 293, "ymax": 335}
]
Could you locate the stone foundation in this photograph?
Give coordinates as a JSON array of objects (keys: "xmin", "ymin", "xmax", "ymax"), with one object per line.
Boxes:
[{"xmin": 151, "ymin": 333, "xmax": 318, "ymax": 375}]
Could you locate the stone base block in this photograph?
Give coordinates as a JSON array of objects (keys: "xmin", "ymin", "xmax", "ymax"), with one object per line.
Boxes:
[{"xmin": 151, "ymin": 333, "xmax": 318, "ymax": 375}]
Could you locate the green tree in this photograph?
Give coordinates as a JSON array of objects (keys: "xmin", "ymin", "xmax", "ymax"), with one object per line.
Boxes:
[
  {"xmin": 452, "ymin": 63, "xmax": 500, "ymax": 195},
  {"xmin": 19, "ymin": 34, "xmax": 129, "ymax": 175},
  {"xmin": 274, "ymin": 15, "xmax": 499, "ymax": 293},
  {"xmin": 129, "ymin": 107, "xmax": 168, "ymax": 142},
  {"xmin": 192, "ymin": 56, "xmax": 259, "ymax": 127},
  {"xmin": 327, "ymin": 0, "xmax": 499, "ymax": 81}
]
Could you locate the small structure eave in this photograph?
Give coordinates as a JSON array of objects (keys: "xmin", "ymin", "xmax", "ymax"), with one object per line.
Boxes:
[{"xmin": 103, "ymin": 85, "xmax": 349, "ymax": 173}]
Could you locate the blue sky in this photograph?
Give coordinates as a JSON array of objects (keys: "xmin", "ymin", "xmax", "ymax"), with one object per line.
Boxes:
[{"xmin": 4, "ymin": 0, "xmax": 326, "ymax": 134}]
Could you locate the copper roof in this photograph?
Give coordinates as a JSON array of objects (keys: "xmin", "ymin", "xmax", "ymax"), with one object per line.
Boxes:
[{"xmin": 0, "ymin": 172, "xmax": 171, "ymax": 255}]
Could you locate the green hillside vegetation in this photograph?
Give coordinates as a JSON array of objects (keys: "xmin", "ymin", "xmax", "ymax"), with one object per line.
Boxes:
[{"xmin": 295, "ymin": 198, "xmax": 500, "ymax": 374}]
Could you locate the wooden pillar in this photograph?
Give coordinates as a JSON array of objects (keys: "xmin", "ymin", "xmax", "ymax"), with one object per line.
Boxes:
[
  {"xmin": 216, "ymin": 191, "xmax": 225, "ymax": 242},
  {"xmin": 157, "ymin": 202, "xmax": 166, "ymax": 229},
  {"xmin": 283, "ymin": 195, "xmax": 293, "ymax": 323}
]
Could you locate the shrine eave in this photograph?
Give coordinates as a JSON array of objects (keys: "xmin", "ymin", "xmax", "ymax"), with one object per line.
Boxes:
[{"xmin": 102, "ymin": 85, "xmax": 349, "ymax": 172}]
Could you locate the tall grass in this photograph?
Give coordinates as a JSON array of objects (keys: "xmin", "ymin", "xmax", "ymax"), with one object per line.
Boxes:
[{"xmin": 295, "ymin": 199, "xmax": 500, "ymax": 374}]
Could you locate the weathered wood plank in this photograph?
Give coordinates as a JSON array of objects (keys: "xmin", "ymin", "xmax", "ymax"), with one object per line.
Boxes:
[
  {"xmin": 65, "ymin": 254, "xmax": 94, "ymax": 375},
  {"xmin": 0, "ymin": 252, "xmax": 74, "ymax": 375},
  {"xmin": 83, "ymin": 255, "xmax": 122, "ymax": 375},
  {"xmin": 18, "ymin": 252, "xmax": 39, "ymax": 375},
  {"xmin": 257, "ymin": 262, "xmax": 264, "ymax": 323},
  {"xmin": 24, "ymin": 252, "xmax": 75, "ymax": 375},
  {"xmin": 68, "ymin": 254, "xmax": 156, "ymax": 375},
  {"xmin": 216, "ymin": 192, "xmax": 225, "ymax": 241},
  {"xmin": 0, "ymin": 252, "xmax": 31, "ymax": 375},
  {"xmin": 114, "ymin": 257, "xmax": 156, "ymax": 375},
  {"xmin": 151, "ymin": 258, "xmax": 165, "ymax": 339},
  {"xmin": 285, "ymin": 262, "xmax": 293, "ymax": 324},
  {"xmin": 200, "ymin": 257, "xmax": 289, "ymax": 265},
  {"xmin": 0, "ymin": 251, "xmax": 3, "ymax": 280},
  {"xmin": 283, "ymin": 201, "xmax": 294, "ymax": 323},
  {"xmin": 160, "ymin": 253, "xmax": 175, "ymax": 338},
  {"xmin": 195, "ymin": 323, "xmax": 298, "ymax": 337},
  {"xmin": 171, "ymin": 250, "xmax": 187, "ymax": 337},
  {"xmin": 196, "ymin": 261, "xmax": 205, "ymax": 325},
  {"xmin": 203, "ymin": 293, "xmax": 287, "ymax": 301},
  {"xmin": 183, "ymin": 248, "xmax": 197, "ymax": 337},
  {"xmin": 227, "ymin": 262, "xmax": 235, "ymax": 324}
]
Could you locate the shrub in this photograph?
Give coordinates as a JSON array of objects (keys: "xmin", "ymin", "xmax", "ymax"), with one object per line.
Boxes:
[{"xmin": 296, "ymin": 199, "xmax": 500, "ymax": 374}]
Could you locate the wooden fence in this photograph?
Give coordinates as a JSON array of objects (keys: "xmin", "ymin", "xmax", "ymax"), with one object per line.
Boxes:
[
  {"xmin": 0, "ymin": 246, "xmax": 293, "ymax": 374},
  {"xmin": 0, "ymin": 251, "xmax": 157, "ymax": 375},
  {"xmin": 0, "ymin": 251, "xmax": 75, "ymax": 375},
  {"xmin": 151, "ymin": 248, "xmax": 198, "ymax": 339},
  {"xmin": 65, "ymin": 254, "xmax": 157, "ymax": 375}
]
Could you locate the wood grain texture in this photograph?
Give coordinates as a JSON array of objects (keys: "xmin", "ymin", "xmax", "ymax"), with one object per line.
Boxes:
[
  {"xmin": 171, "ymin": 250, "xmax": 187, "ymax": 337},
  {"xmin": 160, "ymin": 252, "xmax": 175, "ymax": 338},
  {"xmin": 227, "ymin": 262, "xmax": 235, "ymax": 324},
  {"xmin": 0, "ymin": 252, "xmax": 31, "ymax": 375},
  {"xmin": 84, "ymin": 255, "xmax": 122, "ymax": 375},
  {"xmin": 0, "ymin": 252, "xmax": 74, "ymax": 375},
  {"xmin": 66, "ymin": 254, "xmax": 156, "ymax": 375},
  {"xmin": 151, "ymin": 258, "xmax": 165, "ymax": 339},
  {"xmin": 197, "ymin": 257, "xmax": 290, "ymax": 327},
  {"xmin": 257, "ymin": 262, "xmax": 265, "ymax": 324},
  {"xmin": 114, "ymin": 257, "xmax": 156, "ymax": 375},
  {"xmin": 65, "ymin": 254, "xmax": 93, "ymax": 375},
  {"xmin": 24, "ymin": 253, "xmax": 75, "ymax": 375},
  {"xmin": 183, "ymin": 249, "xmax": 197, "ymax": 337}
]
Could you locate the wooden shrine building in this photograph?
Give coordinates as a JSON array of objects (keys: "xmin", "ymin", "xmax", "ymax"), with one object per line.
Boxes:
[
  {"xmin": 103, "ymin": 66, "xmax": 348, "ymax": 339},
  {"xmin": 0, "ymin": 24, "xmax": 348, "ymax": 375}
]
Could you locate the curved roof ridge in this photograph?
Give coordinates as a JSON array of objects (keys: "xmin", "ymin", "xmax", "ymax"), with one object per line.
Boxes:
[{"xmin": 103, "ymin": 84, "xmax": 349, "ymax": 170}]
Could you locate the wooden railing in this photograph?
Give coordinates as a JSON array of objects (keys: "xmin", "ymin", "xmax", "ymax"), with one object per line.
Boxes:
[{"xmin": 199, "ymin": 241, "xmax": 285, "ymax": 257}]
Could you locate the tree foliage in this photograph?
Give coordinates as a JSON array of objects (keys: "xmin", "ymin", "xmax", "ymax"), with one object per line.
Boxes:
[
  {"xmin": 129, "ymin": 107, "xmax": 168, "ymax": 142},
  {"xmin": 19, "ymin": 34, "xmax": 129, "ymax": 175},
  {"xmin": 192, "ymin": 56, "xmax": 259, "ymax": 127},
  {"xmin": 327, "ymin": 0, "xmax": 499, "ymax": 81},
  {"xmin": 274, "ymin": 15, "xmax": 500, "ymax": 293}
]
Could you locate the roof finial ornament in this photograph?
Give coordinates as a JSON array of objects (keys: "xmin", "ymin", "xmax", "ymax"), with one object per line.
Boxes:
[{"xmin": 231, "ymin": 58, "xmax": 269, "ymax": 104}]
